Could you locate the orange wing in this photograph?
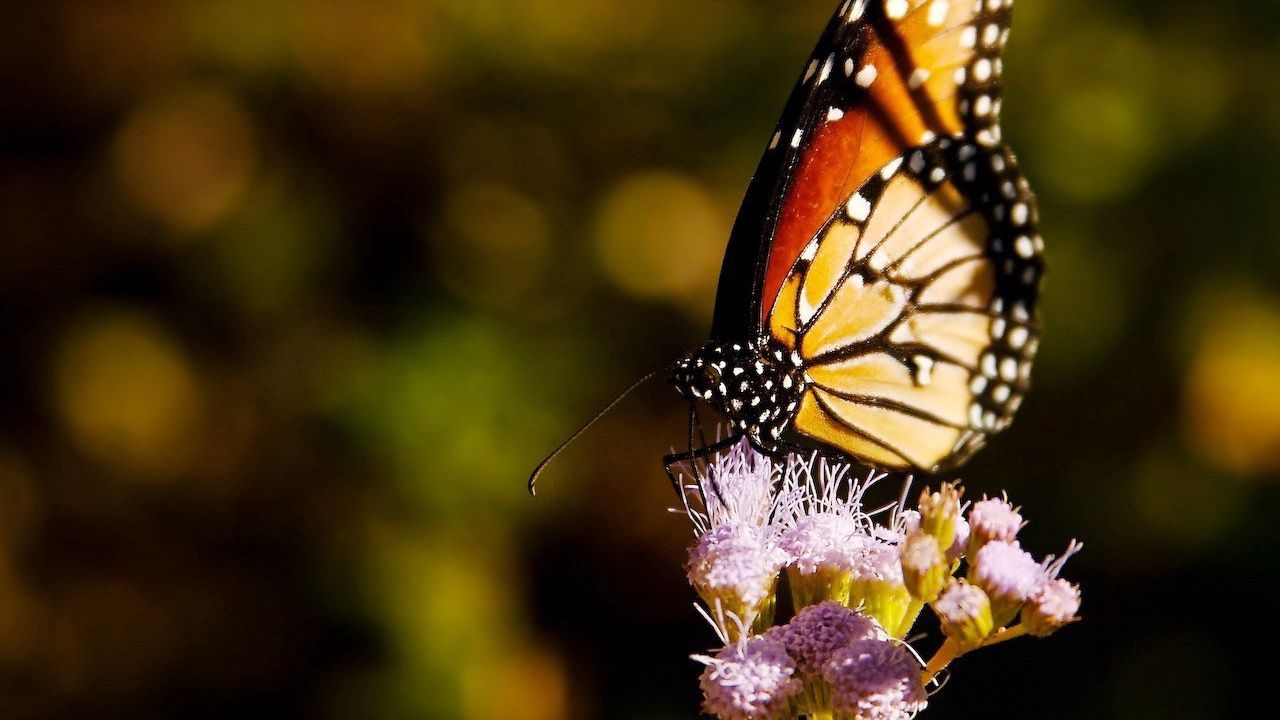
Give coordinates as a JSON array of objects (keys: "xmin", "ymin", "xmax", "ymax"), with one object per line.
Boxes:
[{"xmin": 758, "ymin": 0, "xmax": 1014, "ymax": 332}]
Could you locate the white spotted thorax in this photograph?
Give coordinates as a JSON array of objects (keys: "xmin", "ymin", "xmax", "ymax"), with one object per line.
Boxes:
[{"xmin": 672, "ymin": 341, "xmax": 809, "ymax": 450}]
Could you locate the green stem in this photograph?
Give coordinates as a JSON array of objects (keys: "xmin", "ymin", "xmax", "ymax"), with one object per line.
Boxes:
[{"xmin": 894, "ymin": 598, "xmax": 925, "ymax": 637}]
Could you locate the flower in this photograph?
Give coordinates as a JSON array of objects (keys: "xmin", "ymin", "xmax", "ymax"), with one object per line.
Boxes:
[
  {"xmin": 933, "ymin": 579, "xmax": 994, "ymax": 650},
  {"xmin": 823, "ymin": 638, "xmax": 927, "ymax": 720},
  {"xmin": 966, "ymin": 497, "xmax": 1024, "ymax": 556},
  {"xmin": 778, "ymin": 512, "xmax": 867, "ymax": 576},
  {"xmin": 917, "ymin": 483, "xmax": 962, "ymax": 550},
  {"xmin": 675, "ymin": 443, "xmax": 1084, "ymax": 717},
  {"xmin": 688, "ymin": 523, "xmax": 787, "ymax": 633},
  {"xmin": 696, "ymin": 635, "xmax": 803, "ymax": 720},
  {"xmin": 848, "ymin": 540, "xmax": 913, "ymax": 635},
  {"xmin": 1022, "ymin": 578, "xmax": 1082, "ymax": 636},
  {"xmin": 683, "ymin": 439, "xmax": 781, "ymax": 535},
  {"xmin": 900, "ymin": 531, "xmax": 947, "ymax": 603},
  {"xmin": 778, "ymin": 602, "xmax": 887, "ymax": 676},
  {"xmin": 778, "ymin": 602, "xmax": 888, "ymax": 714},
  {"xmin": 777, "ymin": 512, "xmax": 865, "ymax": 608},
  {"xmin": 1022, "ymin": 540, "xmax": 1084, "ymax": 636},
  {"xmin": 969, "ymin": 540, "xmax": 1041, "ymax": 627}
]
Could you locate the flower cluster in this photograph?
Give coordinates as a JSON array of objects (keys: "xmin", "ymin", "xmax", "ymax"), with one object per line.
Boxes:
[{"xmin": 679, "ymin": 440, "xmax": 1082, "ymax": 720}]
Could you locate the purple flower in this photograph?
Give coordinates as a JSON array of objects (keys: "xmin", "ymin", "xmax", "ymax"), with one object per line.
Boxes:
[
  {"xmin": 969, "ymin": 540, "xmax": 1040, "ymax": 626},
  {"xmin": 688, "ymin": 523, "xmax": 786, "ymax": 630},
  {"xmin": 1022, "ymin": 540, "xmax": 1084, "ymax": 636},
  {"xmin": 823, "ymin": 639, "xmax": 927, "ymax": 720},
  {"xmin": 696, "ymin": 635, "xmax": 802, "ymax": 720},
  {"xmin": 778, "ymin": 512, "xmax": 867, "ymax": 576},
  {"xmin": 777, "ymin": 602, "xmax": 887, "ymax": 676},
  {"xmin": 683, "ymin": 439, "xmax": 780, "ymax": 534},
  {"xmin": 967, "ymin": 497, "xmax": 1024, "ymax": 554},
  {"xmin": 1023, "ymin": 578, "xmax": 1082, "ymax": 636},
  {"xmin": 850, "ymin": 540, "xmax": 904, "ymax": 585}
]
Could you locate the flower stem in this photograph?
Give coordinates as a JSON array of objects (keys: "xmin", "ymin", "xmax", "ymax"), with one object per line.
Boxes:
[
  {"xmin": 894, "ymin": 598, "xmax": 925, "ymax": 637},
  {"xmin": 921, "ymin": 637, "xmax": 960, "ymax": 685},
  {"xmin": 984, "ymin": 623, "xmax": 1031, "ymax": 646}
]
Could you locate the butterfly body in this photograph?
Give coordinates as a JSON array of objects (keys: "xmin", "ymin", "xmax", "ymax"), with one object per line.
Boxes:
[{"xmin": 670, "ymin": 0, "xmax": 1043, "ymax": 475}]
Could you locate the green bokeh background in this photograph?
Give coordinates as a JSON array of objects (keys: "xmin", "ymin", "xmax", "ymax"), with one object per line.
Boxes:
[{"xmin": 0, "ymin": 1, "xmax": 1275, "ymax": 718}]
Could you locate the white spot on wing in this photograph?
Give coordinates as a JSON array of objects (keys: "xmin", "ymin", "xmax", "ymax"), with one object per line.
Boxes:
[
  {"xmin": 818, "ymin": 54, "xmax": 834, "ymax": 84},
  {"xmin": 973, "ymin": 58, "xmax": 992, "ymax": 82},
  {"xmin": 913, "ymin": 355, "xmax": 935, "ymax": 385},
  {"xmin": 928, "ymin": 0, "xmax": 950, "ymax": 26},
  {"xmin": 847, "ymin": 193, "xmax": 872, "ymax": 222},
  {"xmin": 855, "ymin": 64, "xmax": 878, "ymax": 88}
]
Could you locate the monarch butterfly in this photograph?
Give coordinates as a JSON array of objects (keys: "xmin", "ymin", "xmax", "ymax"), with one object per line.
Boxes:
[{"xmin": 531, "ymin": 0, "xmax": 1042, "ymax": 491}]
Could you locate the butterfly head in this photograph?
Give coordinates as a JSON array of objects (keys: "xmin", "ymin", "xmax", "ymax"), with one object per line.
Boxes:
[{"xmin": 671, "ymin": 340, "xmax": 807, "ymax": 448}]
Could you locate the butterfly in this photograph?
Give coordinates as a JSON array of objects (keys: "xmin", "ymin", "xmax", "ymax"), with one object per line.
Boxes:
[
  {"xmin": 668, "ymin": 0, "xmax": 1042, "ymax": 474},
  {"xmin": 530, "ymin": 0, "xmax": 1042, "ymax": 492}
]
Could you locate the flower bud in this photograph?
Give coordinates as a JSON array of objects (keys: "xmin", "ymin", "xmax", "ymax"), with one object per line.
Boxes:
[
  {"xmin": 900, "ymin": 531, "xmax": 948, "ymax": 603},
  {"xmin": 932, "ymin": 579, "xmax": 994, "ymax": 650},
  {"xmin": 918, "ymin": 483, "xmax": 962, "ymax": 549}
]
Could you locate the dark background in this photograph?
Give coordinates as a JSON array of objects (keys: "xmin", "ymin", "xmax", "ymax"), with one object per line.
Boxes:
[{"xmin": 1, "ymin": 0, "xmax": 1276, "ymax": 718}]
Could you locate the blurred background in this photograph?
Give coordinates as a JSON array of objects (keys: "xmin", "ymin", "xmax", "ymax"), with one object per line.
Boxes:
[{"xmin": 0, "ymin": 0, "xmax": 1275, "ymax": 717}]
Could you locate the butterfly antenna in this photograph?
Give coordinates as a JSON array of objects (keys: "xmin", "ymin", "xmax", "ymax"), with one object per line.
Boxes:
[{"xmin": 528, "ymin": 368, "xmax": 664, "ymax": 495}]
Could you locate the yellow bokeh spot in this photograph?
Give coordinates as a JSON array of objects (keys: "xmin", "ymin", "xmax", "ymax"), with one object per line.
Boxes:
[
  {"xmin": 1183, "ymin": 293, "xmax": 1280, "ymax": 475},
  {"xmin": 53, "ymin": 309, "xmax": 204, "ymax": 480},
  {"xmin": 114, "ymin": 87, "xmax": 257, "ymax": 235},
  {"xmin": 592, "ymin": 171, "xmax": 728, "ymax": 304}
]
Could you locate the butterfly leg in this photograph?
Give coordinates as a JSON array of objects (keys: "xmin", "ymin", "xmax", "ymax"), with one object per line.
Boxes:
[{"xmin": 663, "ymin": 434, "xmax": 742, "ymax": 510}]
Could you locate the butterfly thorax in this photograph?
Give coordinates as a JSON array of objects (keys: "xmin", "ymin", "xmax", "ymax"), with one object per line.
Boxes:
[{"xmin": 671, "ymin": 339, "xmax": 807, "ymax": 450}]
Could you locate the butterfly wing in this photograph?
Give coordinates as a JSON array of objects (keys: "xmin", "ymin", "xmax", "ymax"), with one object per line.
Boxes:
[{"xmin": 713, "ymin": 0, "xmax": 1039, "ymax": 472}]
